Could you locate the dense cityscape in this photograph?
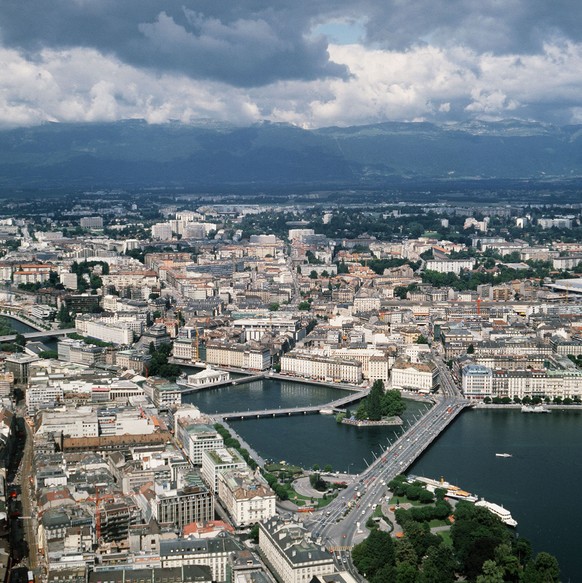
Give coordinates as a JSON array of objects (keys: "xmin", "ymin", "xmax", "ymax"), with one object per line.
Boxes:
[{"xmin": 0, "ymin": 190, "xmax": 577, "ymax": 581}]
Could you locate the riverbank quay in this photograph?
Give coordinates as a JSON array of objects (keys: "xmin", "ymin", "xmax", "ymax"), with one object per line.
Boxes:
[
  {"xmin": 210, "ymin": 417, "xmax": 267, "ymax": 468},
  {"xmin": 341, "ymin": 416, "xmax": 403, "ymax": 427},
  {"xmin": 473, "ymin": 403, "xmax": 582, "ymax": 410}
]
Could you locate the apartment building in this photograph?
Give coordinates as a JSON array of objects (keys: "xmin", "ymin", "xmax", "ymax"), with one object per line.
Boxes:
[
  {"xmin": 217, "ymin": 469, "xmax": 276, "ymax": 527},
  {"xmin": 280, "ymin": 353, "xmax": 362, "ymax": 384}
]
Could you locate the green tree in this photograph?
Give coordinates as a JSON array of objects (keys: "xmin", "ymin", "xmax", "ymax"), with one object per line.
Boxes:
[
  {"xmin": 249, "ymin": 523, "xmax": 260, "ymax": 543},
  {"xmin": 268, "ymin": 303, "xmax": 280, "ymax": 311},
  {"xmin": 355, "ymin": 402, "xmax": 368, "ymax": 420},
  {"xmin": 367, "ymin": 380, "xmax": 384, "ymax": 421},
  {"xmin": 522, "ymin": 552, "xmax": 560, "ymax": 583},
  {"xmin": 395, "ymin": 562, "xmax": 418, "ymax": 583},
  {"xmin": 419, "ymin": 545, "xmax": 457, "ymax": 583},
  {"xmin": 382, "ymin": 389, "xmax": 406, "ymax": 417},
  {"xmin": 395, "ymin": 538, "xmax": 418, "ymax": 567},
  {"xmin": 298, "ymin": 301, "xmax": 311, "ymax": 310},
  {"xmin": 476, "ymin": 560, "xmax": 505, "ymax": 583}
]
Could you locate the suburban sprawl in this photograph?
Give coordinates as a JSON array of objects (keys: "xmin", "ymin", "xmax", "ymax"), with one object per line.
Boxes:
[{"xmin": 0, "ymin": 190, "xmax": 577, "ymax": 582}]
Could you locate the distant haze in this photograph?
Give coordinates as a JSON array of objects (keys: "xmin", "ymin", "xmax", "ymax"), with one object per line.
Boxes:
[{"xmin": 1, "ymin": 119, "xmax": 582, "ymax": 188}]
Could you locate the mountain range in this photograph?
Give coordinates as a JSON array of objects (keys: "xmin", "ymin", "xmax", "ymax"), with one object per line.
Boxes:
[{"xmin": 1, "ymin": 119, "xmax": 582, "ymax": 190}]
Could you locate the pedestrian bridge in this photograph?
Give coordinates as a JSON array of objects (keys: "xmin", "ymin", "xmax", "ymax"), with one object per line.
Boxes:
[{"xmin": 214, "ymin": 388, "xmax": 369, "ymax": 421}]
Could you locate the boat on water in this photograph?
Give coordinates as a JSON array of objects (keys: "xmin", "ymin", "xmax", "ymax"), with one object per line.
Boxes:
[
  {"xmin": 495, "ymin": 453, "xmax": 512, "ymax": 458},
  {"xmin": 521, "ymin": 404, "xmax": 550, "ymax": 414},
  {"xmin": 410, "ymin": 475, "xmax": 478, "ymax": 503},
  {"xmin": 475, "ymin": 499, "xmax": 518, "ymax": 527}
]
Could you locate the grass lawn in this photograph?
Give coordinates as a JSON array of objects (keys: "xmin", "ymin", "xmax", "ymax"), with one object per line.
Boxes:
[
  {"xmin": 429, "ymin": 519, "xmax": 450, "ymax": 528},
  {"xmin": 438, "ymin": 530, "xmax": 453, "ymax": 547},
  {"xmin": 284, "ymin": 484, "xmax": 337, "ymax": 509},
  {"xmin": 389, "ymin": 495, "xmax": 424, "ymax": 506}
]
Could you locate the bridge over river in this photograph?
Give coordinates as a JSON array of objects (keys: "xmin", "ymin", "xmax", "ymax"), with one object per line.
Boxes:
[
  {"xmin": 212, "ymin": 388, "xmax": 370, "ymax": 421},
  {"xmin": 303, "ymin": 356, "xmax": 471, "ymax": 583}
]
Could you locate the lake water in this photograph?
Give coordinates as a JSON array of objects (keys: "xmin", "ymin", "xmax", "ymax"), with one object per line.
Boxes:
[{"xmin": 186, "ymin": 380, "xmax": 581, "ymax": 580}]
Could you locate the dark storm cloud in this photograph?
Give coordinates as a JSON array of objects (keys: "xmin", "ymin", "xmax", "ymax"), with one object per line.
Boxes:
[
  {"xmin": 2, "ymin": 0, "xmax": 582, "ymax": 88},
  {"xmin": 0, "ymin": 0, "xmax": 349, "ymax": 87},
  {"xmin": 359, "ymin": 0, "xmax": 582, "ymax": 54}
]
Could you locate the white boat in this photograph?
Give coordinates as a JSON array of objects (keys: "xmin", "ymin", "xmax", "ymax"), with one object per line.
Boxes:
[
  {"xmin": 411, "ymin": 475, "xmax": 478, "ymax": 503},
  {"xmin": 475, "ymin": 499, "xmax": 517, "ymax": 527},
  {"xmin": 521, "ymin": 405, "xmax": 550, "ymax": 413},
  {"xmin": 495, "ymin": 453, "xmax": 512, "ymax": 458}
]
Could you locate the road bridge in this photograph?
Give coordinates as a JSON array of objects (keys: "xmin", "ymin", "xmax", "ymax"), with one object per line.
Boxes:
[
  {"xmin": 305, "ymin": 358, "xmax": 469, "ymax": 578},
  {"xmin": 0, "ymin": 328, "xmax": 76, "ymax": 343}
]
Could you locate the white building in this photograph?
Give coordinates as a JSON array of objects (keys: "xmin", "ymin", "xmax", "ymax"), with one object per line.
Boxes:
[
  {"xmin": 80, "ymin": 216, "xmax": 104, "ymax": 229},
  {"xmin": 391, "ymin": 360, "xmax": 438, "ymax": 393},
  {"xmin": 205, "ymin": 343, "xmax": 271, "ymax": 371},
  {"xmin": 176, "ymin": 422, "xmax": 225, "ymax": 466},
  {"xmin": 425, "ymin": 258, "xmax": 476, "ymax": 274},
  {"xmin": 201, "ymin": 448, "xmax": 247, "ymax": 493},
  {"xmin": 461, "ymin": 364, "xmax": 493, "ymax": 398},
  {"xmin": 75, "ymin": 317, "xmax": 134, "ymax": 345},
  {"xmin": 151, "ymin": 222, "xmax": 173, "ymax": 240},
  {"xmin": 37, "ymin": 408, "xmax": 99, "ymax": 438},
  {"xmin": 281, "ymin": 353, "xmax": 362, "ymax": 384},
  {"xmin": 184, "ymin": 367, "xmax": 230, "ymax": 388},
  {"xmin": 217, "ymin": 469, "xmax": 276, "ymax": 527}
]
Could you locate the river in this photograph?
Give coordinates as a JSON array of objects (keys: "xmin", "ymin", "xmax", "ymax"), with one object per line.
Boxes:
[{"xmin": 185, "ymin": 381, "xmax": 581, "ymax": 580}]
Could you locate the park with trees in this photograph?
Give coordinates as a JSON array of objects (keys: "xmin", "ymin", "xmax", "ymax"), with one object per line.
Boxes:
[{"xmin": 352, "ymin": 475, "xmax": 560, "ymax": 582}]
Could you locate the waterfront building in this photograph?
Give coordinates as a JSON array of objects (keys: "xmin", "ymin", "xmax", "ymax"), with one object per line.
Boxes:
[
  {"xmin": 185, "ymin": 367, "xmax": 230, "ymax": 387},
  {"xmin": 280, "ymin": 353, "xmax": 362, "ymax": 384},
  {"xmin": 258, "ymin": 515, "xmax": 335, "ymax": 583},
  {"xmin": 391, "ymin": 360, "xmax": 438, "ymax": 393},
  {"xmin": 143, "ymin": 377, "xmax": 182, "ymax": 410},
  {"xmin": 75, "ymin": 315, "xmax": 134, "ymax": 345},
  {"xmin": 461, "ymin": 364, "xmax": 494, "ymax": 398},
  {"xmin": 173, "ymin": 337, "xmax": 197, "ymax": 362}
]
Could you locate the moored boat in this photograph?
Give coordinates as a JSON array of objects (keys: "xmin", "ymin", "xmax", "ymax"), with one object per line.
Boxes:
[
  {"xmin": 521, "ymin": 405, "xmax": 550, "ymax": 413},
  {"xmin": 475, "ymin": 499, "xmax": 517, "ymax": 527}
]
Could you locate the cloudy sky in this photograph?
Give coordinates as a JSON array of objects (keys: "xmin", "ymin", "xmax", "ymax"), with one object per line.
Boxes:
[{"xmin": 2, "ymin": 0, "xmax": 582, "ymax": 128}]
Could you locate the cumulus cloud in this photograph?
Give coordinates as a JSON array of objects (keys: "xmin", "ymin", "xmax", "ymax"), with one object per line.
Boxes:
[
  {"xmin": 0, "ymin": 1, "xmax": 349, "ymax": 87},
  {"xmin": 1, "ymin": 1, "xmax": 582, "ymax": 127}
]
